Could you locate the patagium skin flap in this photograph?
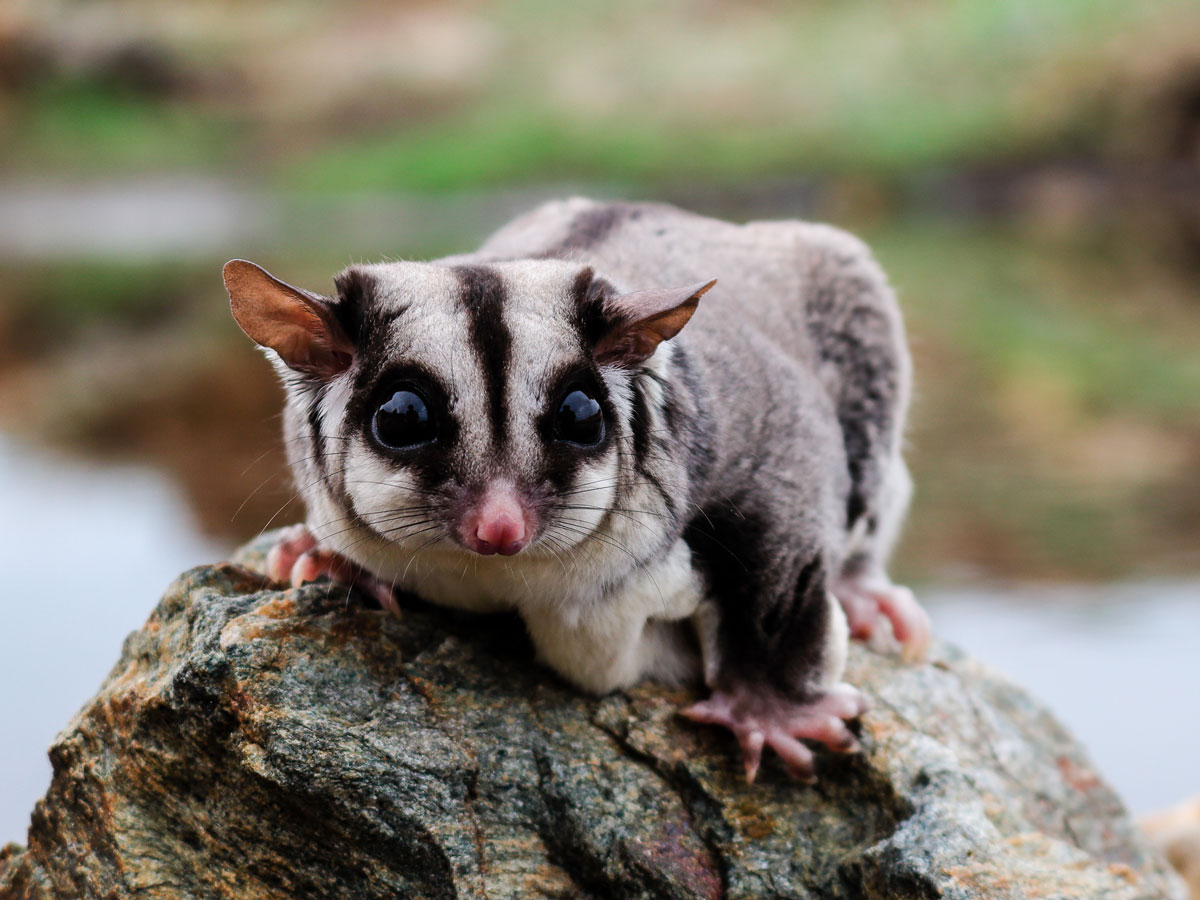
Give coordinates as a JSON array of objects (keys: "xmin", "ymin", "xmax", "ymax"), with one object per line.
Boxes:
[{"xmin": 223, "ymin": 198, "xmax": 931, "ymax": 782}]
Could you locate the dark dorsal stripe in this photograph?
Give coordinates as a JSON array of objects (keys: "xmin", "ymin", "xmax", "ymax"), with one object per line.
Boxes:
[
  {"xmin": 453, "ymin": 265, "xmax": 512, "ymax": 449},
  {"xmin": 540, "ymin": 203, "xmax": 636, "ymax": 259}
]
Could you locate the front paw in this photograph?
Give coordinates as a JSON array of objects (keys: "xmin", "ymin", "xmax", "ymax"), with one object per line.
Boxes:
[
  {"xmin": 266, "ymin": 524, "xmax": 319, "ymax": 584},
  {"xmin": 681, "ymin": 683, "xmax": 868, "ymax": 783},
  {"xmin": 266, "ymin": 525, "xmax": 399, "ymax": 614}
]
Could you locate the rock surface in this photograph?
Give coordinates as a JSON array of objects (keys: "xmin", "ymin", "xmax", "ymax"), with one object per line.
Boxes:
[{"xmin": 0, "ymin": 536, "xmax": 1186, "ymax": 899}]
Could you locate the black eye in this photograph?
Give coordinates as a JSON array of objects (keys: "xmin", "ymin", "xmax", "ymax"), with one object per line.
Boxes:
[
  {"xmin": 554, "ymin": 388, "xmax": 604, "ymax": 446},
  {"xmin": 372, "ymin": 387, "xmax": 435, "ymax": 449}
]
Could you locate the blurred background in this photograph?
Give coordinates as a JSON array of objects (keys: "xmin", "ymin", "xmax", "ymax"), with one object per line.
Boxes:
[{"xmin": 1, "ymin": 0, "xmax": 1198, "ymax": 844}]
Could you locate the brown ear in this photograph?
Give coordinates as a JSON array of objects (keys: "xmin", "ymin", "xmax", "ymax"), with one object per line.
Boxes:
[
  {"xmin": 594, "ymin": 279, "xmax": 716, "ymax": 367},
  {"xmin": 223, "ymin": 259, "xmax": 354, "ymax": 378}
]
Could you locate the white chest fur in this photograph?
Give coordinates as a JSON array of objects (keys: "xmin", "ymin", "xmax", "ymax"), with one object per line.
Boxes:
[{"xmin": 352, "ymin": 529, "xmax": 706, "ymax": 694}]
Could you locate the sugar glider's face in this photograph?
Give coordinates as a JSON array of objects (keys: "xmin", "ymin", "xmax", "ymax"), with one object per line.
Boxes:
[
  {"xmin": 336, "ymin": 260, "xmax": 623, "ymax": 558},
  {"xmin": 224, "ymin": 257, "xmax": 713, "ymax": 560}
]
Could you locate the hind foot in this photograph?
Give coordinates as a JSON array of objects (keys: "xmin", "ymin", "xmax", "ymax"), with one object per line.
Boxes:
[
  {"xmin": 682, "ymin": 683, "xmax": 868, "ymax": 783},
  {"xmin": 834, "ymin": 573, "xmax": 930, "ymax": 662}
]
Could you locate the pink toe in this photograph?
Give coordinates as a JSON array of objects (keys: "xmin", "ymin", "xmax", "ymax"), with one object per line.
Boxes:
[
  {"xmin": 681, "ymin": 702, "xmax": 716, "ymax": 724},
  {"xmin": 740, "ymin": 729, "xmax": 765, "ymax": 783},
  {"xmin": 837, "ymin": 574, "xmax": 932, "ymax": 662},
  {"xmin": 878, "ymin": 586, "xmax": 913, "ymax": 641},
  {"xmin": 267, "ymin": 526, "xmax": 318, "ymax": 583},
  {"xmin": 824, "ymin": 684, "xmax": 870, "ymax": 718},
  {"xmin": 766, "ymin": 731, "xmax": 816, "ymax": 782},
  {"xmin": 290, "ymin": 552, "xmax": 320, "ymax": 587},
  {"xmin": 815, "ymin": 716, "xmax": 859, "ymax": 752},
  {"xmin": 266, "ymin": 543, "xmax": 290, "ymax": 583},
  {"xmin": 878, "ymin": 586, "xmax": 932, "ymax": 661},
  {"xmin": 365, "ymin": 578, "xmax": 401, "ymax": 615},
  {"xmin": 839, "ymin": 592, "xmax": 879, "ymax": 640}
]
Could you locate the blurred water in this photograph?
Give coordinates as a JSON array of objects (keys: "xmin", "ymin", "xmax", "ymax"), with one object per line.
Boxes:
[
  {"xmin": 0, "ymin": 434, "xmax": 227, "ymax": 846},
  {"xmin": 924, "ymin": 584, "xmax": 1200, "ymax": 814},
  {"xmin": 0, "ymin": 433, "xmax": 1196, "ymax": 847},
  {"xmin": 0, "ymin": 179, "xmax": 576, "ymax": 259}
]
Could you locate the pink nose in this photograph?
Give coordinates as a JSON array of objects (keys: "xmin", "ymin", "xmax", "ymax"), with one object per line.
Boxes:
[
  {"xmin": 469, "ymin": 513, "xmax": 527, "ymax": 556},
  {"xmin": 460, "ymin": 486, "xmax": 530, "ymax": 556}
]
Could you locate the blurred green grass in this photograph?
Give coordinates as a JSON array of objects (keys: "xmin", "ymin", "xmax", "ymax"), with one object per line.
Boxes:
[
  {"xmin": 288, "ymin": 0, "xmax": 1152, "ymax": 191},
  {"xmin": 869, "ymin": 222, "xmax": 1200, "ymax": 579},
  {"xmin": 3, "ymin": 78, "xmax": 239, "ymax": 173},
  {"xmin": 285, "ymin": 113, "xmax": 807, "ymax": 192},
  {"xmin": 5, "ymin": 0, "xmax": 1199, "ymax": 187},
  {"xmin": 4, "ymin": 260, "xmax": 212, "ymax": 327},
  {"xmin": 872, "ymin": 224, "xmax": 1200, "ymax": 420}
]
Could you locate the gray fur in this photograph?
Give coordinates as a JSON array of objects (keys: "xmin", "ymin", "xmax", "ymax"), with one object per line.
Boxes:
[{"xmin": 268, "ymin": 198, "xmax": 912, "ymax": 702}]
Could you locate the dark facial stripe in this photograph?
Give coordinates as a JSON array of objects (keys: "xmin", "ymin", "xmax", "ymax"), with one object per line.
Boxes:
[
  {"xmin": 336, "ymin": 266, "xmax": 420, "ymax": 403},
  {"xmin": 570, "ymin": 268, "xmax": 620, "ymax": 351},
  {"xmin": 667, "ymin": 345, "xmax": 716, "ymax": 490},
  {"xmin": 625, "ymin": 376, "xmax": 678, "ymax": 518},
  {"xmin": 452, "ymin": 265, "xmax": 511, "ymax": 450},
  {"xmin": 571, "ymin": 267, "xmax": 597, "ymax": 337},
  {"xmin": 330, "ymin": 267, "xmax": 374, "ymax": 346},
  {"xmin": 305, "ymin": 386, "xmax": 387, "ymax": 553},
  {"xmin": 629, "ymin": 379, "xmax": 652, "ymax": 470},
  {"xmin": 306, "ymin": 390, "xmax": 327, "ymax": 482}
]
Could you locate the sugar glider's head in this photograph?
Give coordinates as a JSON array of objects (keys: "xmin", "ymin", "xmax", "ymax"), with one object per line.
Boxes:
[{"xmin": 224, "ymin": 257, "xmax": 714, "ymax": 560}]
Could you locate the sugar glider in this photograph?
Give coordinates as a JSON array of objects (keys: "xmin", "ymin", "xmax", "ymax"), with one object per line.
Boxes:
[{"xmin": 224, "ymin": 198, "xmax": 930, "ymax": 781}]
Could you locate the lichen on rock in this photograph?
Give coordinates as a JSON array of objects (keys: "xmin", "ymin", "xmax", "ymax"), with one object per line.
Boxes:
[{"xmin": 0, "ymin": 535, "xmax": 1186, "ymax": 899}]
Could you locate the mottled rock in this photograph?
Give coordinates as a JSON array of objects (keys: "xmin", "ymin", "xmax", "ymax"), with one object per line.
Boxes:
[{"xmin": 0, "ymin": 536, "xmax": 1186, "ymax": 899}]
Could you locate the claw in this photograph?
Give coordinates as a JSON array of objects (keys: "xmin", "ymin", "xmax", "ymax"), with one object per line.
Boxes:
[{"xmin": 740, "ymin": 729, "xmax": 765, "ymax": 783}]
